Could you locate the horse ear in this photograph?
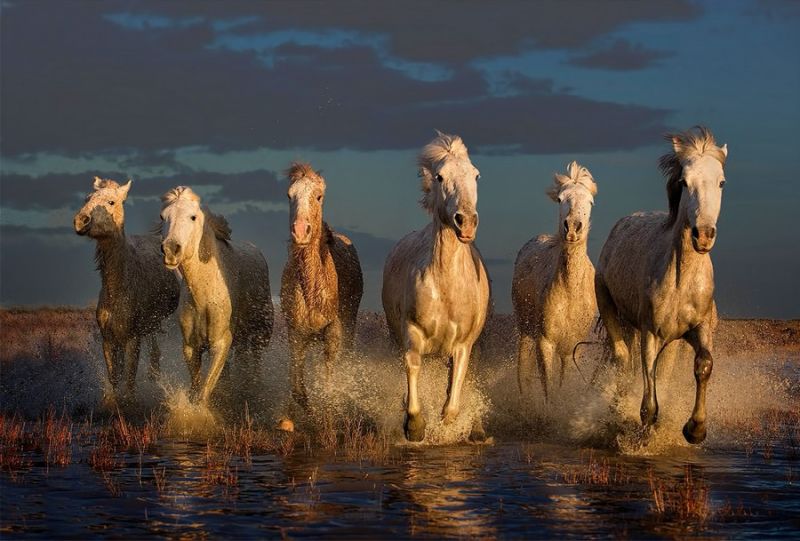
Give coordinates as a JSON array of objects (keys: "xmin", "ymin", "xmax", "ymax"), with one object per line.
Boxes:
[
  {"xmin": 720, "ymin": 143, "xmax": 728, "ymax": 158},
  {"xmin": 419, "ymin": 166, "xmax": 433, "ymax": 193},
  {"xmin": 119, "ymin": 179, "xmax": 132, "ymax": 200},
  {"xmin": 671, "ymin": 136, "xmax": 684, "ymax": 154},
  {"xmin": 93, "ymin": 176, "xmax": 105, "ymax": 190}
]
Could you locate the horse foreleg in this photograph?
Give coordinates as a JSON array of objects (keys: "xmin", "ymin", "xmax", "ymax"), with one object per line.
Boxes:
[
  {"xmin": 200, "ymin": 331, "xmax": 233, "ymax": 405},
  {"xmin": 595, "ymin": 275, "xmax": 631, "ymax": 371},
  {"xmin": 404, "ymin": 348, "xmax": 425, "ymax": 441},
  {"xmin": 289, "ymin": 334, "xmax": 310, "ymax": 411},
  {"xmin": 102, "ymin": 339, "xmax": 120, "ymax": 391},
  {"xmin": 183, "ymin": 342, "xmax": 203, "ymax": 401},
  {"xmin": 147, "ymin": 335, "xmax": 161, "ymax": 382},
  {"xmin": 123, "ymin": 338, "xmax": 141, "ymax": 400},
  {"xmin": 639, "ymin": 331, "xmax": 661, "ymax": 426},
  {"xmin": 442, "ymin": 344, "xmax": 470, "ymax": 424},
  {"xmin": 517, "ymin": 332, "xmax": 536, "ymax": 395},
  {"xmin": 535, "ymin": 337, "xmax": 556, "ymax": 402},
  {"xmin": 682, "ymin": 323, "xmax": 714, "ymax": 444}
]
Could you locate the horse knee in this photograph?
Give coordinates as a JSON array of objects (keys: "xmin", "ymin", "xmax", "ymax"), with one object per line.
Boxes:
[{"xmin": 694, "ymin": 350, "xmax": 713, "ymax": 382}]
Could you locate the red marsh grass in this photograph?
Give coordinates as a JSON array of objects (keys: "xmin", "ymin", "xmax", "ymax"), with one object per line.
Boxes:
[{"xmin": 648, "ymin": 465, "xmax": 710, "ymax": 522}]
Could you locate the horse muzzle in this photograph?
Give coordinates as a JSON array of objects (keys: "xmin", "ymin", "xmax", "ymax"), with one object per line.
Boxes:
[
  {"xmin": 691, "ymin": 225, "xmax": 716, "ymax": 254},
  {"xmin": 161, "ymin": 240, "xmax": 182, "ymax": 269},
  {"xmin": 453, "ymin": 211, "xmax": 478, "ymax": 243},
  {"xmin": 74, "ymin": 214, "xmax": 91, "ymax": 236},
  {"xmin": 291, "ymin": 219, "xmax": 312, "ymax": 245}
]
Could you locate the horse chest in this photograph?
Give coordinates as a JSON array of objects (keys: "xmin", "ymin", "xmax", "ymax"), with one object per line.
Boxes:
[
  {"xmin": 413, "ymin": 268, "xmax": 487, "ymax": 351},
  {"xmin": 651, "ymin": 278, "xmax": 713, "ymax": 339}
]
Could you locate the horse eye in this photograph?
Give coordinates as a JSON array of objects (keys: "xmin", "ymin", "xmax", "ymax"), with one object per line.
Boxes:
[
  {"xmin": 436, "ymin": 174, "xmax": 444, "ymax": 183},
  {"xmin": 476, "ymin": 174, "xmax": 481, "ymax": 181},
  {"xmin": 191, "ymin": 215, "xmax": 197, "ymax": 221},
  {"xmin": 680, "ymin": 179, "xmax": 688, "ymax": 187},
  {"xmin": 719, "ymin": 179, "xmax": 726, "ymax": 188},
  {"xmin": 109, "ymin": 201, "xmax": 115, "ymax": 205},
  {"xmin": 317, "ymin": 195, "xmax": 323, "ymax": 202}
]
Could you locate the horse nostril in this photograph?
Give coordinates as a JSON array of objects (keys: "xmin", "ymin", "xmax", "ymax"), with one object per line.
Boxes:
[
  {"xmin": 691, "ymin": 226, "xmax": 700, "ymax": 239},
  {"xmin": 709, "ymin": 227, "xmax": 716, "ymax": 239},
  {"xmin": 454, "ymin": 213, "xmax": 464, "ymax": 228},
  {"xmin": 160, "ymin": 244, "xmax": 166, "ymax": 255},
  {"xmin": 305, "ymin": 224, "xmax": 312, "ymax": 236},
  {"xmin": 563, "ymin": 220, "xmax": 569, "ymax": 232},
  {"xmin": 575, "ymin": 222, "xmax": 583, "ymax": 232}
]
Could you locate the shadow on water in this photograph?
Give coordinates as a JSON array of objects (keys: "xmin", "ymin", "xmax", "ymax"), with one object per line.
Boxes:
[{"xmin": 1, "ymin": 309, "xmax": 799, "ymax": 537}]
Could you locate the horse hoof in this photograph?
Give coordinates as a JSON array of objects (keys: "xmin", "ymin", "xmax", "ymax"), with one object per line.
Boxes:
[
  {"xmin": 276, "ymin": 418, "xmax": 295, "ymax": 433},
  {"xmin": 441, "ymin": 408, "xmax": 460, "ymax": 425},
  {"xmin": 405, "ymin": 414, "xmax": 426, "ymax": 442},
  {"xmin": 469, "ymin": 425, "xmax": 487, "ymax": 443},
  {"xmin": 683, "ymin": 420, "xmax": 707, "ymax": 444}
]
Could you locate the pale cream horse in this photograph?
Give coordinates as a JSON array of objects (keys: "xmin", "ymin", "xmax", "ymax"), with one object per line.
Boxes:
[
  {"xmin": 382, "ymin": 132, "xmax": 490, "ymax": 442},
  {"xmin": 512, "ymin": 161, "xmax": 598, "ymax": 400},
  {"xmin": 596, "ymin": 126, "xmax": 727, "ymax": 443},
  {"xmin": 74, "ymin": 177, "xmax": 180, "ymax": 401},
  {"xmin": 280, "ymin": 162, "xmax": 363, "ymax": 410},
  {"xmin": 160, "ymin": 187, "xmax": 273, "ymax": 405}
]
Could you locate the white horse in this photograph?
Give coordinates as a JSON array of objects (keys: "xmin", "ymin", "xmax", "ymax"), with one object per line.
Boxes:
[
  {"xmin": 382, "ymin": 132, "xmax": 490, "ymax": 442},
  {"xmin": 160, "ymin": 186, "xmax": 273, "ymax": 405},
  {"xmin": 595, "ymin": 126, "xmax": 727, "ymax": 443},
  {"xmin": 512, "ymin": 161, "xmax": 598, "ymax": 400}
]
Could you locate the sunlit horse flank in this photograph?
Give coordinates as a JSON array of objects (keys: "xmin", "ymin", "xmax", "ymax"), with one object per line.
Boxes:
[
  {"xmin": 280, "ymin": 162, "xmax": 363, "ymax": 412},
  {"xmin": 512, "ymin": 161, "xmax": 598, "ymax": 401},
  {"xmin": 73, "ymin": 177, "xmax": 179, "ymax": 402},
  {"xmin": 596, "ymin": 126, "xmax": 727, "ymax": 444},
  {"xmin": 382, "ymin": 132, "xmax": 490, "ymax": 442},
  {"xmin": 160, "ymin": 186, "xmax": 273, "ymax": 405}
]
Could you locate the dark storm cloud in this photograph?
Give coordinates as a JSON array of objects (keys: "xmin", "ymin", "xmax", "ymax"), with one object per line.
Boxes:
[
  {"xmin": 130, "ymin": 0, "xmax": 700, "ymax": 62},
  {"xmin": 1, "ymin": 0, "xmax": 676, "ymax": 158},
  {"xmin": 567, "ymin": 39, "xmax": 673, "ymax": 71},
  {"xmin": 0, "ymin": 170, "xmax": 285, "ymax": 211}
]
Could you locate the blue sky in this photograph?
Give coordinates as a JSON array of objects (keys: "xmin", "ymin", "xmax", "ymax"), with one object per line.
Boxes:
[{"xmin": 1, "ymin": 0, "xmax": 798, "ymax": 317}]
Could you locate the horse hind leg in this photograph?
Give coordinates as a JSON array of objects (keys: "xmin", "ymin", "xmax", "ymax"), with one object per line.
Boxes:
[
  {"xmin": 123, "ymin": 338, "xmax": 142, "ymax": 401},
  {"xmin": 595, "ymin": 274, "xmax": 631, "ymax": 372},
  {"xmin": 682, "ymin": 324, "xmax": 714, "ymax": 444}
]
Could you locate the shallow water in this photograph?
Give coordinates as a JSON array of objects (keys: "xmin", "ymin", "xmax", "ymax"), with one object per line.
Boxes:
[
  {"xmin": 2, "ymin": 435, "xmax": 799, "ymax": 538},
  {"xmin": 2, "ymin": 313, "xmax": 799, "ymax": 538}
]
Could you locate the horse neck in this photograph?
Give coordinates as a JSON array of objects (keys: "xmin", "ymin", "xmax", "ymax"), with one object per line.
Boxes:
[
  {"xmin": 95, "ymin": 228, "xmax": 129, "ymax": 296},
  {"xmin": 556, "ymin": 237, "xmax": 590, "ymax": 284},
  {"xmin": 670, "ymin": 211, "xmax": 709, "ymax": 285},
  {"xmin": 178, "ymin": 221, "xmax": 222, "ymax": 304},
  {"xmin": 289, "ymin": 222, "xmax": 334, "ymax": 304},
  {"xmin": 430, "ymin": 216, "xmax": 471, "ymax": 273}
]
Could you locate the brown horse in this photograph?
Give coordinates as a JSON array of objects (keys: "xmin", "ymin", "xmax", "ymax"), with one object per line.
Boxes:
[{"xmin": 280, "ymin": 163, "xmax": 363, "ymax": 411}]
